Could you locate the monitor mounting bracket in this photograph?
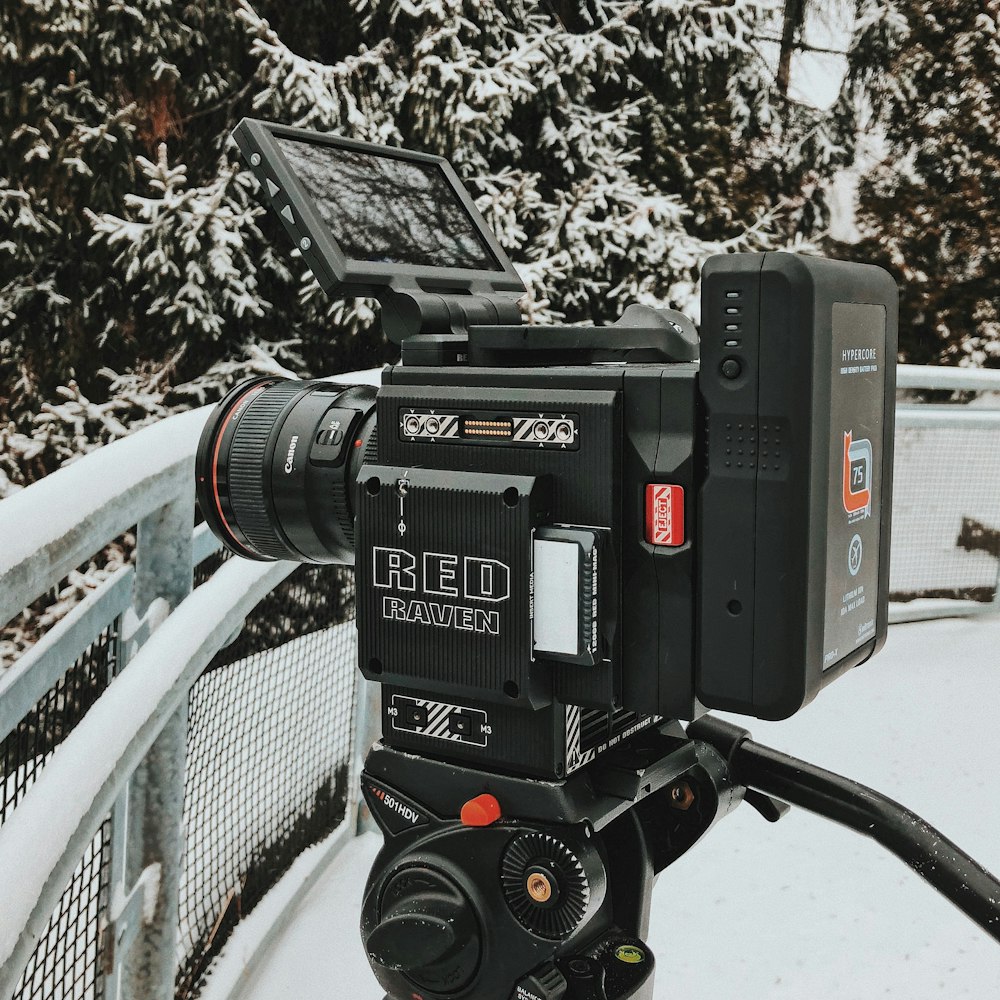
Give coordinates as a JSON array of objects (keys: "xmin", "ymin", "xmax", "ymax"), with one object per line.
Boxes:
[{"xmin": 377, "ymin": 286, "xmax": 524, "ymax": 344}]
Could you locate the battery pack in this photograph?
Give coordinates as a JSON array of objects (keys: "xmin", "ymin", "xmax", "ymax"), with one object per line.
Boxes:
[{"xmin": 697, "ymin": 252, "xmax": 898, "ymax": 718}]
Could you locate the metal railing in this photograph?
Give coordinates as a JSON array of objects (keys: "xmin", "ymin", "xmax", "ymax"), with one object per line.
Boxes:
[
  {"xmin": 0, "ymin": 363, "xmax": 998, "ymax": 1000},
  {"xmin": 891, "ymin": 364, "xmax": 1000, "ymax": 621},
  {"xmin": 0, "ymin": 371, "xmax": 380, "ymax": 1000}
]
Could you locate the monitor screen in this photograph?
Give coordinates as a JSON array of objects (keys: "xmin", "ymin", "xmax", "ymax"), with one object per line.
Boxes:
[{"xmin": 275, "ymin": 137, "xmax": 501, "ymax": 271}]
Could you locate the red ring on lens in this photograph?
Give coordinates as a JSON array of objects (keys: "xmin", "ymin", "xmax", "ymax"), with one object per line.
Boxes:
[{"xmin": 209, "ymin": 383, "xmax": 270, "ymax": 558}]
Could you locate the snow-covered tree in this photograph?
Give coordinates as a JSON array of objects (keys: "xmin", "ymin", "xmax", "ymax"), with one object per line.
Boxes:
[
  {"xmin": 2, "ymin": 0, "xmax": 845, "ymax": 498},
  {"xmin": 839, "ymin": 0, "xmax": 1000, "ymax": 365},
  {"xmin": 241, "ymin": 0, "xmax": 818, "ymax": 328},
  {"xmin": 0, "ymin": 0, "xmax": 246, "ymax": 387}
]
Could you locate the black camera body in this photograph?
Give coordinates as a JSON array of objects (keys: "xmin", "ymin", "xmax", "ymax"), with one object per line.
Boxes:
[
  {"xmin": 356, "ymin": 249, "xmax": 897, "ymax": 781},
  {"xmin": 357, "ymin": 362, "xmax": 691, "ymax": 778},
  {"xmin": 195, "ymin": 119, "xmax": 898, "ymax": 1000}
]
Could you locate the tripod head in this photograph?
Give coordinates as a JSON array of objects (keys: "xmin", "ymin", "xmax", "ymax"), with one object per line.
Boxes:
[
  {"xmin": 360, "ymin": 723, "xmax": 739, "ymax": 1000},
  {"xmin": 360, "ymin": 718, "xmax": 1000, "ymax": 1000}
]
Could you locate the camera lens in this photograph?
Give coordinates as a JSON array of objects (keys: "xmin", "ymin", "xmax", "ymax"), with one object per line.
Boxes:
[{"xmin": 196, "ymin": 377, "xmax": 377, "ymax": 563}]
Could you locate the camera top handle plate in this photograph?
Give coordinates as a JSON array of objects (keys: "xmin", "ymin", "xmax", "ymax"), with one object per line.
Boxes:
[{"xmin": 398, "ymin": 304, "xmax": 700, "ymax": 367}]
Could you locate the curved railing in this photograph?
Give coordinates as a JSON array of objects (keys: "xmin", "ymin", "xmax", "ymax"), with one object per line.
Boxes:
[
  {"xmin": 0, "ymin": 371, "xmax": 380, "ymax": 1000},
  {"xmin": 0, "ymin": 363, "xmax": 998, "ymax": 1000},
  {"xmin": 892, "ymin": 364, "xmax": 1000, "ymax": 621}
]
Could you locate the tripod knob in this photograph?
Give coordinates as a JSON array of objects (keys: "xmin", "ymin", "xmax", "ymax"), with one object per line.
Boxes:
[{"xmin": 366, "ymin": 866, "xmax": 481, "ymax": 993}]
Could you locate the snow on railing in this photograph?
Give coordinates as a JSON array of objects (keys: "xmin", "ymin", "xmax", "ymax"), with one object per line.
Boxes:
[
  {"xmin": 0, "ymin": 406, "xmax": 207, "ymax": 631},
  {"xmin": 0, "ymin": 370, "xmax": 379, "ymax": 1000},
  {"xmin": 0, "ymin": 557, "xmax": 294, "ymax": 997},
  {"xmin": 0, "ymin": 402, "xmax": 215, "ymax": 1000}
]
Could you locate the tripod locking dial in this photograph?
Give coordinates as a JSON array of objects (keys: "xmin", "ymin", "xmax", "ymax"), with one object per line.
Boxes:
[{"xmin": 366, "ymin": 865, "xmax": 481, "ymax": 994}]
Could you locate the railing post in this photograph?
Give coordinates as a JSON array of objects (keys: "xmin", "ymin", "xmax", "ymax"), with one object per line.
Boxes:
[
  {"xmin": 107, "ymin": 488, "xmax": 193, "ymax": 1000},
  {"xmin": 352, "ymin": 672, "xmax": 382, "ymax": 835}
]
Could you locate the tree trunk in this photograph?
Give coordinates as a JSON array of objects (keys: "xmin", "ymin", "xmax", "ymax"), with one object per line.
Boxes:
[{"xmin": 777, "ymin": 0, "xmax": 807, "ymax": 97}]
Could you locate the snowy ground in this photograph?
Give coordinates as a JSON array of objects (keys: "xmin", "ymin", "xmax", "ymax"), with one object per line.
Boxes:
[{"xmin": 207, "ymin": 614, "xmax": 1000, "ymax": 1000}]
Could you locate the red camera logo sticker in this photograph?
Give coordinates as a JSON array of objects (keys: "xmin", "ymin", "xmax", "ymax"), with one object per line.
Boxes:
[
  {"xmin": 645, "ymin": 484, "xmax": 684, "ymax": 546},
  {"xmin": 842, "ymin": 431, "xmax": 873, "ymax": 521}
]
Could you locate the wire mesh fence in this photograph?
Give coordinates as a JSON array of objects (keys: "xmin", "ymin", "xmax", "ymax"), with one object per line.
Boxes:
[
  {"xmin": 11, "ymin": 823, "xmax": 111, "ymax": 1000},
  {"xmin": 890, "ymin": 422, "xmax": 1000, "ymax": 603},
  {"xmin": 175, "ymin": 561, "xmax": 358, "ymax": 998},
  {"xmin": 1, "ymin": 553, "xmax": 360, "ymax": 1000},
  {"xmin": 1, "ymin": 621, "xmax": 120, "ymax": 1000}
]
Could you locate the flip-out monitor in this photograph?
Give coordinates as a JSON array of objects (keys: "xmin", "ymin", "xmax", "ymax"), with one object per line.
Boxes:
[{"xmin": 232, "ymin": 118, "xmax": 525, "ymax": 299}]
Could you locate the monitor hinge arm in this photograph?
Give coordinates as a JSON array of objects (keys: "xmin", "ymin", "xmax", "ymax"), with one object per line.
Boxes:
[{"xmin": 377, "ymin": 288, "xmax": 523, "ymax": 344}]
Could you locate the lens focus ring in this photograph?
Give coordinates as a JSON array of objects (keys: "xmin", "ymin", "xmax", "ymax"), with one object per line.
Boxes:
[
  {"xmin": 226, "ymin": 380, "xmax": 306, "ymax": 559},
  {"xmin": 197, "ymin": 376, "xmax": 378, "ymax": 564}
]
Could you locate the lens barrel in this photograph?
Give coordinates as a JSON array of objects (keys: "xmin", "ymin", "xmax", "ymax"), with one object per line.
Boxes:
[{"xmin": 196, "ymin": 377, "xmax": 377, "ymax": 563}]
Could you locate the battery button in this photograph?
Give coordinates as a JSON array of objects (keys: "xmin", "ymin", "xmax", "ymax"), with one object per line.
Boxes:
[{"xmin": 721, "ymin": 357, "xmax": 742, "ymax": 380}]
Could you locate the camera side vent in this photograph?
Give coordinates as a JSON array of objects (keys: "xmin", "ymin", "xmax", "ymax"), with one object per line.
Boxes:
[{"xmin": 579, "ymin": 707, "xmax": 640, "ymax": 754}]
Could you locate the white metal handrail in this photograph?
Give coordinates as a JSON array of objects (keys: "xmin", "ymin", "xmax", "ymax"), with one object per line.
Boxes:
[
  {"xmin": 0, "ymin": 407, "xmax": 208, "ymax": 633},
  {"xmin": 897, "ymin": 363, "xmax": 1000, "ymax": 393},
  {"xmin": 0, "ymin": 369, "xmax": 380, "ymax": 1000},
  {"xmin": 0, "ymin": 557, "xmax": 294, "ymax": 995}
]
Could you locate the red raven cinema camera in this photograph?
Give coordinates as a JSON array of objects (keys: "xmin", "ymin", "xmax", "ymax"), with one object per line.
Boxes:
[{"xmin": 195, "ymin": 119, "xmax": 898, "ymax": 1000}]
